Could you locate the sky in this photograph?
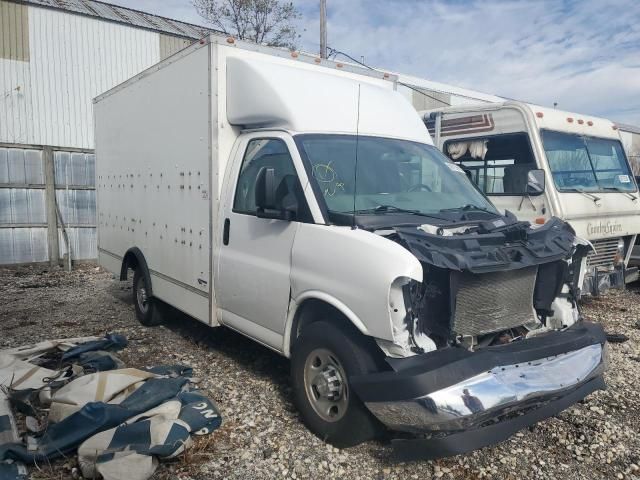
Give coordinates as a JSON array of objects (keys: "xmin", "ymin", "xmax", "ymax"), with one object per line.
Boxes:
[{"xmin": 111, "ymin": 0, "xmax": 640, "ymax": 125}]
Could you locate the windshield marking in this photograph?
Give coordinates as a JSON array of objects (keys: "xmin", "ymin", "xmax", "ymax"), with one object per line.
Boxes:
[{"xmin": 311, "ymin": 162, "xmax": 346, "ymax": 197}]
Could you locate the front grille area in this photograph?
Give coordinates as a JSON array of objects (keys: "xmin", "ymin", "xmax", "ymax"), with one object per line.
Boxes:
[
  {"xmin": 587, "ymin": 238, "xmax": 621, "ymax": 270},
  {"xmin": 453, "ymin": 266, "xmax": 538, "ymax": 337}
]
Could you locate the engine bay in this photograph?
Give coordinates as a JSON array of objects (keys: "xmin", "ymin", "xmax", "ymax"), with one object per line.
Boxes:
[{"xmin": 375, "ymin": 213, "xmax": 591, "ymax": 357}]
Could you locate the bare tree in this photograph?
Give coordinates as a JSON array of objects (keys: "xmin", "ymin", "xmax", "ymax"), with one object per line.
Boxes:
[{"xmin": 193, "ymin": 0, "xmax": 301, "ymax": 49}]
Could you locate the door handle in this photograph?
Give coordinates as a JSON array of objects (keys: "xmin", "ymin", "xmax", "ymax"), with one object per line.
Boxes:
[{"xmin": 223, "ymin": 218, "xmax": 230, "ymax": 245}]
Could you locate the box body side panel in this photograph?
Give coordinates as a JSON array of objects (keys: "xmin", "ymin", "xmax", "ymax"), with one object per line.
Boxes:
[{"xmin": 95, "ymin": 44, "xmax": 214, "ymax": 324}]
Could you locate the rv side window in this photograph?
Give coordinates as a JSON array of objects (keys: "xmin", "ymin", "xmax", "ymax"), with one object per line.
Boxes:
[
  {"xmin": 233, "ymin": 138, "xmax": 312, "ymax": 221},
  {"xmin": 444, "ymin": 133, "xmax": 537, "ymax": 195}
]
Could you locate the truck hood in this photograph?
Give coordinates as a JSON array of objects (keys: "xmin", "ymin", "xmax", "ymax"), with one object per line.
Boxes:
[{"xmin": 393, "ymin": 216, "xmax": 577, "ymax": 273}]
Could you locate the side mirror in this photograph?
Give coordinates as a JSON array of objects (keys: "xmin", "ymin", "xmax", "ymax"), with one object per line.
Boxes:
[
  {"xmin": 255, "ymin": 167, "xmax": 295, "ymax": 220},
  {"xmin": 526, "ymin": 168, "xmax": 545, "ymax": 195}
]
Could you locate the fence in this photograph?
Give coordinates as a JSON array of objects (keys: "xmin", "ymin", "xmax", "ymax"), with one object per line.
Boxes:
[{"xmin": 0, "ymin": 143, "xmax": 96, "ymax": 265}]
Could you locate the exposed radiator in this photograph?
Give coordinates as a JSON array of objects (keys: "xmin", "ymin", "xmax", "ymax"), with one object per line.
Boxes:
[
  {"xmin": 453, "ymin": 266, "xmax": 538, "ymax": 337},
  {"xmin": 587, "ymin": 238, "xmax": 621, "ymax": 270}
]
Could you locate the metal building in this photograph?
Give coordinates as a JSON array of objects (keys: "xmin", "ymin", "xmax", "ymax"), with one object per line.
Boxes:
[
  {"xmin": 397, "ymin": 72, "xmax": 504, "ymax": 111},
  {"xmin": 0, "ymin": 0, "xmax": 213, "ymax": 265},
  {"xmin": 4, "ymin": 0, "xmax": 593, "ymax": 266}
]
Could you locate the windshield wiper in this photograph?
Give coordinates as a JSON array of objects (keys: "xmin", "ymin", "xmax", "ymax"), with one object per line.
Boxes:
[
  {"xmin": 356, "ymin": 205, "xmax": 447, "ymax": 220},
  {"xmin": 439, "ymin": 204, "xmax": 494, "ymax": 214},
  {"xmin": 564, "ymin": 188, "xmax": 601, "ymax": 203},
  {"xmin": 603, "ymin": 186, "xmax": 637, "ymax": 201}
]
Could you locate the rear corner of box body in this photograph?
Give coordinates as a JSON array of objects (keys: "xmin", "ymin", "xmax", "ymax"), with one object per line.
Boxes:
[{"xmin": 95, "ymin": 40, "xmax": 215, "ymax": 325}]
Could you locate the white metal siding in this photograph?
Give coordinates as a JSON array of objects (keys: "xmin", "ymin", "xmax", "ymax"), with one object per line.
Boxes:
[{"xmin": 0, "ymin": 3, "xmax": 161, "ymax": 149}]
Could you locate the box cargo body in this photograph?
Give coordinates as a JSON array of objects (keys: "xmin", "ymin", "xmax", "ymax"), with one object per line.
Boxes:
[
  {"xmin": 96, "ymin": 42, "xmax": 213, "ymax": 323},
  {"xmin": 95, "ymin": 38, "xmax": 397, "ymax": 327}
]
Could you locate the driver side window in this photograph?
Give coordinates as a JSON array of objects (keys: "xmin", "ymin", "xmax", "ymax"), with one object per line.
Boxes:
[{"xmin": 233, "ymin": 138, "xmax": 312, "ymax": 222}]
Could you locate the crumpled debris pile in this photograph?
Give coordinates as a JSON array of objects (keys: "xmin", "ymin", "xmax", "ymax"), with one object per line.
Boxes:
[{"xmin": 0, "ymin": 334, "xmax": 221, "ymax": 480}]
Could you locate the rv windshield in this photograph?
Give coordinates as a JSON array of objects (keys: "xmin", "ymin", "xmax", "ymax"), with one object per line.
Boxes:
[
  {"xmin": 295, "ymin": 134, "xmax": 497, "ymax": 218},
  {"xmin": 541, "ymin": 130, "xmax": 635, "ymax": 193}
]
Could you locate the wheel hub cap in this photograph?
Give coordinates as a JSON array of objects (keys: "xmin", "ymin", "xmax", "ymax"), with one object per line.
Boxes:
[
  {"xmin": 312, "ymin": 366, "xmax": 343, "ymax": 401},
  {"xmin": 136, "ymin": 278, "xmax": 148, "ymax": 314},
  {"xmin": 303, "ymin": 348, "xmax": 349, "ymax": 422}
]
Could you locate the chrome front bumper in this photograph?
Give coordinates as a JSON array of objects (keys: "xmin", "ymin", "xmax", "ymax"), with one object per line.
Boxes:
[
  {"xmin": 351, "ymin": 321, "xmax": 607, "ymax": 460},
  {"xmin": 366, "ymin": 343, "xmax": 605, "ymax": 433}
]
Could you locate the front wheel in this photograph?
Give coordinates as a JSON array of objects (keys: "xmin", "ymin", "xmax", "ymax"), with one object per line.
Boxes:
[
  {"xmin": 291, "ymin": 321, "xmax": 383, "ymax": 447},
  {"xmin": 132, "ymin": 269, "xmax": 161, "ymax": 326}
]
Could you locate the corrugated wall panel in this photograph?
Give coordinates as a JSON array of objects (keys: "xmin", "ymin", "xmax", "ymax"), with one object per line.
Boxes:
[
  {"xmin": 0, "ymin": 188, "xmax": 46, "ymax": 224},
  {"xmin": 411, "ymin": 88, "xmax": 451, "ymax": 111},
  {"xmin": 0, "ymin": 3, "xmax": 161, "ymax": 149},
  {"xmin": 159, "ymin": 34, "xmax": 192, "ymax": 60},
  {"xmin": 0, "ymin": 147, "xmax": 43, "ymax": 184},
  {"xmin": 0, "ymin": 227, "xmax": 48, "ymax": 263},
  {"xmin": 55, "ymin": 189, "xmax": 96, "ymax": 225},
  {"xmin": 54, "ymin": 151, "xmax": 95, "ymax": 186},
  {"xmin": 53, "ymin": 147, "xmax": 96, "ymax": 260},
  {"xmin": 0, "ymin": 145, "xmax": 47, "ymax": 264},
  {"xmin": 59, "ymin": 227, "xmax": 96, "ymax": 260},
  {"xmin": 0, "ymin": 1, "xmax": 29, "ymax": 61}
]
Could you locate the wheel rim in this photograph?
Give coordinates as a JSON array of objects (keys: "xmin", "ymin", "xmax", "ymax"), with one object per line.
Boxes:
[
  {"xmin": 303, "ymin": 348, "xmax": 349, "ymax": 423},
  {"xmin": 135, "ymin": 275, "xmax": 149, "ymax": 314}
]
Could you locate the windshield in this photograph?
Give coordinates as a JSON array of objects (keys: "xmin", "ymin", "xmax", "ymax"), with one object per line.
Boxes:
[
  {"xmin": 541, "ymin": 130, "xmax": 635, "ymax": 192},
  {"xmin": 295, "ymin": 134, "xmax": 498, "ymax": 217}
]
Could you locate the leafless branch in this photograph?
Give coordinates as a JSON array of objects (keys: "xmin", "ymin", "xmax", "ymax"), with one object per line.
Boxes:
[{"xmin": 192, "ymin": 0, "xmax": 301, "ymax": 49}]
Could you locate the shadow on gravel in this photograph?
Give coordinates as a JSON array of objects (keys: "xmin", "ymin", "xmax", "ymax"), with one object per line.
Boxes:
[
  {"xmin": 162, "ymin": 304, "xmax": 291, "ymax": 401},
  {"xmin": 107, "ymin": 278, "xmax": 135, "ymax": 306},
  {"xmin": 107, "ymin": 278, "xmax": 292, "ymax": 404}
]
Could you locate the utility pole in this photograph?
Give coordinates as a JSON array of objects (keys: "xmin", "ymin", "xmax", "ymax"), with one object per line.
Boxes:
[{"xmin": 320, "ymin": 0, "xmax": 327, "ymax": 59}]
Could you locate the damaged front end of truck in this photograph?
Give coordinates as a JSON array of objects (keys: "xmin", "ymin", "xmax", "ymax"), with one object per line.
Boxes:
[{"xmin": 352, "ymin": 214, "xmax": 607, "ymax": 460}]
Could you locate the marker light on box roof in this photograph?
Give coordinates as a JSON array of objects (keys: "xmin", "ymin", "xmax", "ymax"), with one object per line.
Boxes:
[
  {"xmin": 536, "ymin": 112, "xmax": 544, "ymax": 118},
  {"xmin": 567, "ymin": 117, "xmax": 574, "ymax": 123},
  {"xmin": 587, "ymin": 121, "xmax": 593, "ymax": 126},
  {"xmin": 578, "ymin": 119, "xmax": 584, "ymax": 125}
]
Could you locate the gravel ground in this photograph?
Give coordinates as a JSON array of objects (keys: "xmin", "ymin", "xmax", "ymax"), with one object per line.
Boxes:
[{"xmin": 1, "ymin": 263, "xmax": 639, "ymax": 480}]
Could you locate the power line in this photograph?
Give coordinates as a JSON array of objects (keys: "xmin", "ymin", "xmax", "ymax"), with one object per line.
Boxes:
[{"xmin": 326, "ymin": 46, "xmax": 451, "ymax": 106}]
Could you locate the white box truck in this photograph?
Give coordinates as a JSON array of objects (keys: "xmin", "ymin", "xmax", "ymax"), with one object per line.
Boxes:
[
  {"xmin": 423, "ymin": 102, "xmax": 640, "ymax": 294},
  {"xmin": 95, "ymin": 36, "xmax": 607, "ymax": 459}
]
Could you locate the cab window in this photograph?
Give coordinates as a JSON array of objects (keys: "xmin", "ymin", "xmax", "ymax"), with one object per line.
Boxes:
[{"xmin": 233, "ymin": 138, "xmax": 312, "ymax": 221}]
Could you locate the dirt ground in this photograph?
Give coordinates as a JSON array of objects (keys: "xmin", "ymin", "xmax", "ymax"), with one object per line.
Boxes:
[{"xmin": 1, "ymin": 263, "xmax": 639, "ymax": 480}]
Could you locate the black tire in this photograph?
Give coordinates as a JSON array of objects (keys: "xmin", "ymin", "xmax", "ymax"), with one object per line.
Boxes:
[
  {"xmin": 132, "ymin": 269, "xmax": 161, "ymax": 326},
  {"xmin": 291, "ymin": 321, "xmax": 383, "ymax": 448}
]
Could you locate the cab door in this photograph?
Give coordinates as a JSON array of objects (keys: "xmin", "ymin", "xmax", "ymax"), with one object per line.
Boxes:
[{"xmin": 215, "ymin": 132, "xmax": 314, "ymax": 351}]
